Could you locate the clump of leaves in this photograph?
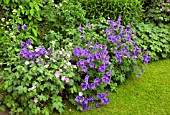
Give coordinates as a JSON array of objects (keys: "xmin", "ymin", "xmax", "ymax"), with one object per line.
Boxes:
[{"xmin": 132, "ymin": 22, "xmax": 170, "ymax": 60}]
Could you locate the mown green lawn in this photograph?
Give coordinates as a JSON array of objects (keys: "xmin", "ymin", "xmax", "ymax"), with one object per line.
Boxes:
[{"xmin": 61, "ymin": 59, "xmax": 170, "ymax": 115}]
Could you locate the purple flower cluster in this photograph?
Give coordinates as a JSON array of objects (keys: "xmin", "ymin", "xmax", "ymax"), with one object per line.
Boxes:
[
  {"xmin": 106, "ymin": 17, "xmax": 151, "ymax": 64},
  {"xmin": 73, "ymin": 43, "xmax": 111, "ymax": 73},
  {"xmin": 75, "ymin": 96, "xmax": 94, "ymax": 111},
  {"xmin": 97, "ymin": 91, "xmax": 110, "ymax": 104},
  {"xmin": 20, "ymin": 40, "xmax": 47, "ymax": 61},
  {"xmin": 81, "ymin": 75, "xmax": 101, "ymax": 91}
]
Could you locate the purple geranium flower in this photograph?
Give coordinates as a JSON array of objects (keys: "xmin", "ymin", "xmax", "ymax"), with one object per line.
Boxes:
[
  {"xmin": 84, "ymin": 75, "xmax": 89, "ymax": 83},
  {"xmin": 81, "ymin": 82, "xmax": 88, "ymax": 91},
  {"xmin": 18, "ymin": 24, "xmax": 22, "ymax": 30},
  {"xmin": 101, "ymin": 98, "xmax": 110, "ymax": 104},
  {"xmin": 102, "ymin": 76, "xmax": 110, "ymax": 84},
  {"xmin": 81, "ymin": 66, "xmax": 88, "ymax": 73},
  {"xmin": 24, "ymin": 25, "xmax": 27, "ymax": 30},
  {"xmin": 107, "ymin": 20, "xmax": 114, "ymax": 25},
  {"xmin": 86, "ymin": 23, "xmax": 91, "ymax": 28},
  {"xmin": 94, "ymin": 78, "xmax": 100, "ymax": 86},
  {"xmin": 79, "ymin": 24, "xmax": 83, "ymax": 32}
]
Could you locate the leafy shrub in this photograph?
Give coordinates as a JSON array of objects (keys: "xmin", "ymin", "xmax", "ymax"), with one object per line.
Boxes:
[
  {"xmin": 144, "ymin": 0, "xmax": 170, "ymax": 23},
  {"xmin": 69, "ymin": 17, "xmax": 150, "ymax": 111},
  {"xmin": 68, "ymin": 0, "xmax": 143, "ymax": 26},
  {"xmin": 0, "ymin": 0, "xmax": 49, "ymax": 64},
  {"xmin": 132, "ymin": 22, "xmax": 170, "ymax": 60},
  {"xmin": 0, "ymin": 17, "xmax": 151, "ymax": 114},
  {"xmin": 0, "ymin": 38, "xmax": 77, "ymax": 114}
]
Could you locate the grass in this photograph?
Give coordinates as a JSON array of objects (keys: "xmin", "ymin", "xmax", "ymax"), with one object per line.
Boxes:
[
  {"xmin": 61, "ymin": 59, "xmax": 170, "ymax": 115},
  {"xmin": 1, "ymin": 59, "xmax": 170, "ymax": 115}
]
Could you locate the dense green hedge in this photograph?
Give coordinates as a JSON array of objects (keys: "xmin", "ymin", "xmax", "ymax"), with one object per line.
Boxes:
[{"xmin": 69, "ymin": 0, "xmax": 143, "ymax": 26}]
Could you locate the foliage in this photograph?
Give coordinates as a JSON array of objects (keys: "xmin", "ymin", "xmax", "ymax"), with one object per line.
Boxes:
[
  {"xmin": 144, "ymin": 0, "xmax": 170, "ymax": 23},
  {"xmin": 0, "ymin": 0, "xmax": 50, "ymax": 64},
  {"xmin": 132, "ymin": 22, "xmax": 170, "ymax": 60},
  {"xmin": 68, "ymin": 0, "xmax": 143, "ymax": 26},
  {"xmin": 0, "ymin": 38, "xmax": 77, "ymax": 114},
  {"xmin": 39, "ymin": 1, "xmax": 87, "ymax": 46}
]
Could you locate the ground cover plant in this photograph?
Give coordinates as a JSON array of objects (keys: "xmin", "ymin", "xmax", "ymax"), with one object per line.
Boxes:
[{"xmin": 132, "ymin": 22, "xmax": 170, "ymax": 60}]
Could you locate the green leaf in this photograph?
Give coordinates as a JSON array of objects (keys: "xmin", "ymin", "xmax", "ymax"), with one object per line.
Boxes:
[
  {"xmin": 32, "ymin": 28, "xmax": 37, "ymax": 37},
  {"xmin": 0, "ymin": 105, "xmax": 6, "ymax": 112},
  {"xmin": 3, "ymin": 0, "xmax": 9, "ymax": 4},
  {"xmin": 30, "ymin": 9, "xmax": 34, "ymax": 16},
  {"xmin": 35, "ymin": 4, "xmax": 40, "ymax": 11},
  {"xmin": 17, "ymin": 108, "xmax": 23, "ymax": 112},
  {"xmin": 29, "ymin": 2, "xmax": 34, "ymax": 8}
]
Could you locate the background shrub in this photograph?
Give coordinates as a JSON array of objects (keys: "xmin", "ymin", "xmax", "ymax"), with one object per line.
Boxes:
[
  {"xmin": 68, "ymin": 0, "xmax": 143, "ymax": 26},
  {"xmin": 143, "ymin": 0, "xmax": 170, "ymax": 23}
]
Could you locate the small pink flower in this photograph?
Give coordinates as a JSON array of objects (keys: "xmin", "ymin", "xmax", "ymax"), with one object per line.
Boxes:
[
  {"xmin": 25, "ymin": 61, "xmax": 29, "ymax": 65},
  {"xmin": 55, "ymin": 71, "xmax": 60, "ymax": 78},
  {"xmin": 34, "ymin": 98, "xmax": 38, "ymax": 103},
  {"xmin": 162, "ymin": 6, "xmax": 165, "ymax": 9},
  {"xmin": 63, "ymin": 66, "xmax": 67, "ymax": 69},
  {"xmin": 65, "ymin": 78, "xmax": 70, "ymax": 83},
  {"xmin": 79, "ymin": 92, "xmax": 83, "ymax": 96},
  {"xmin": 61, "ymin": 76, "xmax": 65, "ymax": 81},
  {"xmin": 168, "ymin": 8, "xmax": 170, "ymax": 12},
  {"xmin": 28, "ymin": 88, "xmax": 31, "ymax": 92}
]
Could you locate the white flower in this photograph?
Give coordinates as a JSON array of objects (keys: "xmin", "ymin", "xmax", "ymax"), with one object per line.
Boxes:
[
  {"xmin": 28, "ymin": 45, "xmax": 33, "ymax": 49},
  {"xmin": 52, "ymin": 59, "xmax": 56, "ymax": 62},
  {"xmin": 67, "ymin": 53, "xmax": 71, "ymax": 58},
  {"xmin": 25, "ymin": 61, "xmax": 29, "ymax": 65},
  {"xmin": 44, "ymin": 64, "xmax": 49, "ymax": 68},
  {"xmin": 59, "ymin": 51, "xmax": 63, "ymax": 55},
  {"xmin": 52, "ymin": 0, "xmax": 54, "ymax": 2},
  {"xmin": 35, "ymin": 48, "xmax": 39, "ymax": 52},
  {"xmin": 45, "ymin": 55, "xmax": 49, "ymax": 58},
  {"xmin": 61, "ymin": 48, "xmax": 64, "ymax": 52},
  {"xmin": 69, "ymin": 42, "xmax": 73, "ymax": 46},
  {"xmin": 73, "ymin": 65, "xmax": 77, "ymax": 69},
  {"xmin": 79, "ymin": 92, "xmax": 83, "ymax": 96},
  {"xmin": 1, "ymin": 18, "xmax": 5, "ymax": 22},
  {"xmin": 59, "ymin": 69, "xmax": 63, "ymax": 72},
  {"xmin": 61, "ymin": 76, "xmax": 65, "ymax": 81},
  {"xmin": 59, "ymin": 3, "xmax": 62, "ymax": 7},
  {"xmin": 67, "ymin": 62, "xmax": 71, "ymax": 66},
  {"xmin": 51, "ymin": 41, "xmax": 56, "ymax": 45}
]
